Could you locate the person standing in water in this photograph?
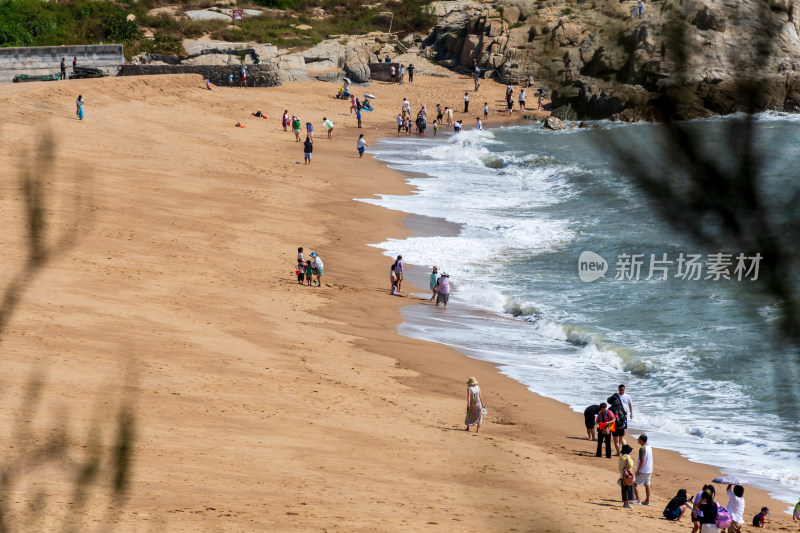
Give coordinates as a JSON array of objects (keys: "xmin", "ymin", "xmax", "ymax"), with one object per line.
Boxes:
[{"xmin": 429, "ymin": 266, "xmax": 440, "ymax": 301}]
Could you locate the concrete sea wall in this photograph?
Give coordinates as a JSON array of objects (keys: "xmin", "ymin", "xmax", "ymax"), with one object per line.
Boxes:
[{"xmin": 0, "ymin": 45, "xmax": 124, "ymax": 83}]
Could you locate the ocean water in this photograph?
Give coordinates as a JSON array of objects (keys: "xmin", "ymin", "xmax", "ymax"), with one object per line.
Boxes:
[{"xmin": 359, "ymin": 113, "xmax": 800, "ymax": 508}]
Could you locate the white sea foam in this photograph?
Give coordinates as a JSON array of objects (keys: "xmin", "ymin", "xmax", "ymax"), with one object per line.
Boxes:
[{"xmin": 365, "ymin": 123, "xmax": 800, "ymax": 504}]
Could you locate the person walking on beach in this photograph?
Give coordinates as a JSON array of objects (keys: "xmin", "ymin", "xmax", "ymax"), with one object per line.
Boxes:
[
  {"xmin": 619, "ymin": 444, "xmax": 636, "ymax": 508},
  {"xmin": 634, "ymin": 434, "xmax": 653, "ymax": 505},
  {"xmin": 519, "ymin": 89, "xmax": 527, "ymax": 111},
  {"xmin": 402, "ymin": 98, "xmax": 411, "ymax": 117},
  {"xmin": 638, "ymin": 0, "xmax": 644, "ymax": 18},
  {"xmin": 397, "ymin": 113, "xmax": 404, "ymax": 136},
  {"xmin": 304, "ymin": 260, "xmax": 313, "ymax": 286},
  {"xmin": 725, "ymin": 484, "xmax": 746, "ymax": 533},
  {"xmin": 75, "ymin": 95, "xmax": 85, "ymax": 120},
  {"xmin": 436, "ymin": 103, "xmax": 443, "ymax": 122},
  {"xmin": 310, "ymin": 251, "xmax": 323, "ymax": 287},
  {"xmin": 429, "ymin": 266, "xmax": 440, "ymax": 301},
  {"xmin": 407, "ymin": 63, "xmax": 415, "ymax": 84},
  {"xmin": 323, "ymin": 117, "xmax": 334, "ymax": 139},
  {"xmin": 305, "ymin": 121, "xmax": 314, "ymax": 140},
  {"xmin": 595, "ymin": 402, "xmax": 614, "ymax": 458},
  {"xmin": 398, "ymin": 64, "xmax": 405, "ymax": 84},
  {"xmin": 303, "ymin": 135, "xmax": 313, "ymax": 165},
  {"xmin": 663, "ymin": 489, "xmax": 693, "ymax": 521},
  {"xmin": 293, "ymin": 115, "xmax": 302, "ymax": 142},
  {"xmin": 60, "ymin": 58, "xmax": 66, "ymax": 80},
  {"xmin": 240, "ymin": 65, "xmax": 247, "ymax": 88},
  {"xmin": 282, "ymin": 110, "xmax": 289, "ymax": 131},
  {"xmin": 357, "ymin": 134, "xmax": 368, "ymax": 159},
  {"xmin": 583, "ymin": 404, "xmax": 601, "ymax": 441},
  {"xmin": 692, "ymin": 485, "xmax": 716, "ymax": 533},
  {"xmin": 435, "ymin": 273, "xmax": 450, "ymax": 307},
  {"xmin": 465, "ymin": 377, "xmax": 484, "ymax": 433},
  {"xmin": 393, "ymin": 255, "xmax": 404, "ymax": 292},
  {"xmin": 483, "ymin": 102, "xmax": 489, "ymax": 119},
  {"xmin": 463, "ymin": 93, "xmax": 470, "ymax": 113},
  {"xmin": 350, "ymin": 94, "xmax": 357, "ymax": 114},
  {"xmin": 445, "ymin": 106, "xmax": 453, "ymax": 125},
  {"xmin": 356, "ymin": 107, "xmax": 362, "ymax": 129},
  {"xmin": 390, "ymin": 64, "xmax": 396, "ymax": 84},
  {"xmin": 390, "ymin": 263, "xmax": 398, "ymax": 295},
  {"xmin": 536, "ymin": 90, "xmax": 544, "ymax": 110}
]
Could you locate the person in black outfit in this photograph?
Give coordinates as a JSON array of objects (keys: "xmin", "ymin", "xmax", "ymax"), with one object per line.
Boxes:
[
  {"xmin": 698, "ymin": 491, "xmax": 718, "ymax": 528},
  {"xmin": 407, "ymin": 63, "xmax": 415, "ymax": 84},
  {"xmin": 584, "ymin": 404, "xmax": 601, "ymax": 441},
  {"xmin": 663, "ymin": 489, "xmax": 692, "ymax": 521},
  {"xmin": 303, "ymin": 135, "xmax": 313, "ymax": 165},
  {"xmin": 60, "ymin": 57, "xmax": 66, "ymax": 80},
  {"xmin": 595, "ymin": 403, "xmax": 614, "ymax": 458}
]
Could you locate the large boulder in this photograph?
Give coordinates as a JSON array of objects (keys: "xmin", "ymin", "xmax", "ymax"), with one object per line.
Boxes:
[
  {"xmin": 542, "ymin": 115, "xmax": 566, "ymax": 130},
  {"xmin": 343, "ymin": 48, "xmax": 370, "ymax": 83},
  {"xmin": 693, "ymin": 6, "xmax": 727, "ymax": 32},
  {"xmin": 583, "ymin": 45, "xmax": 629, "ymax": 76},
  {"xmin": 461, "ymin": 34, "xmax": 482, "ymax": 65}
]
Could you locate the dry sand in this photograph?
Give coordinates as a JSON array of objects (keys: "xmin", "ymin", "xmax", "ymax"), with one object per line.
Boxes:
[{"xmin": 0, "ymin": 72, "xmax": 794, "ymax": 532}]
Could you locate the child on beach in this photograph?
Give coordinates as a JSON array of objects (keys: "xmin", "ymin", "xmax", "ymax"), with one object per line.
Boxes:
[
  {"xmin": 304, "ymin": 260, "xmax": 313, "ymax": 286},
  {"xmin": 405, "ymin": 116, "xmax": 411, "ymax": 135},
  {"xmin": 463, "ymin": 92, "xmax": 470, "ymax": 113},
  {"xmin": 205, "ymin": 78, "xmax": 212, "ymax": 90},
  {"xmin": 296, "ymin": 259, "xmax": 305, "ymax": 284},
  {"xmin": 228, "ymin": 73, "xmax": 233, "ymax": 85},
  {"xmin": 433, "ymin": 120, "xmax": 439, "ymax": 135},
  {"xmin": 752, "ymin": 507, "xmax": 770, "ymax": 528},
  {"xmin": 356, "ymin": 108, "xmax": 362, "ymax": 128},
  {"xmin": 484, "ymin": 102, "xmax": 489, "ymax": 119},
  {"xmin": 306, "ymin": 121, "xmax": 313, "ymax": 140},
  {"xmin": 350, "ymin": 94, "xmax": 357, "ymax": 114},
  {"xmin": 725, "ymin": 484, "xmax": 745, "ymax": 533}
]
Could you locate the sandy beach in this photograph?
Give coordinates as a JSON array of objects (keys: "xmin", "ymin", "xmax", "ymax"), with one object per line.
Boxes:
[{"xmin": 0, "ymin": 72, "xmax": 795, "ymax": 532}]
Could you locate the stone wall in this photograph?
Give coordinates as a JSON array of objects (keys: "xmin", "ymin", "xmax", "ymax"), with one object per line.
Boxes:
[
  {"xmin": 120, "ymin": 64, "xmax": 281, "ymax": 87},
  {"xmin": 0, "ymin": 45, "xmax": 124, "ymax": 83}
]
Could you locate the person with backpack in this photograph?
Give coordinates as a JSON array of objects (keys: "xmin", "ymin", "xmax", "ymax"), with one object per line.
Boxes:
[
  {"xmin": 619, "ymin": 444, "xmax": 636, "ymax": 508},
  {"xmin": 611, "ymin": 384, "xmax": 633, "ymax": 455},
  {"xmin": 465, "ymin": 377, "xmax": 484, "ymax": 433},
  {"xmin": 634, "ymin": 434, "xmax": 653, "ymax": 505},
  {"xmin": 725, "ymin": 484, "xmax": 745, "ymax": 533}
]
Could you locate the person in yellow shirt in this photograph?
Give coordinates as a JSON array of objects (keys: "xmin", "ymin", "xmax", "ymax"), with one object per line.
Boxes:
[{"xmin": 619, "ymin": 444, "xmax": 635, "ymax": 508}]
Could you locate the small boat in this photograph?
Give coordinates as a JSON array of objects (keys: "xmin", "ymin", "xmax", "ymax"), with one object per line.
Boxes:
[
  {"xmin": 70, "ymin": 66, "xmax": 106, "ymax": 79},
  {"xmin": 13, "ymin": 73, "xmax": 60, "ymax": 83}
]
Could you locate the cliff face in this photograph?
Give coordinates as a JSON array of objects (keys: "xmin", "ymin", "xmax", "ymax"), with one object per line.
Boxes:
[{"xmin": 425, "ymin": 0, "xmax": 800, "ymax": 119}]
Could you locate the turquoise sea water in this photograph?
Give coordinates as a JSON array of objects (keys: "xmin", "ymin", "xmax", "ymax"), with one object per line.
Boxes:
[{"xmin": 360, "ymin": 113, "xmax": 800, "ymax": 507}]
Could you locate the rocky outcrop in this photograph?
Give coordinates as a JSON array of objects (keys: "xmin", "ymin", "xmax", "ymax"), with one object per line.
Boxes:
[
  {"xmin": 424, "ymin": 0, "xmax": 800, "ymax": 120},
  {"xmin": 542, "ymin": 115, "xmax": 566, "ymax": 129}
]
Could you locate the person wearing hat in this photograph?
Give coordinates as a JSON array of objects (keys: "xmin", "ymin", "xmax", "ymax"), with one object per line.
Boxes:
[
  {"xmin": 619, "ymin": 444, "xmax": 635, "ymax": 508},
  {"xmin": 310, "ymin": 251, "xmax": 323, "ymax": 287},
  {"xmin": 752, "ymin": 507, "xmax": 770, "ymax": 528},
  {"xmin": 429, "ymin": 266, "xmax": 440, "ymax": 301}
]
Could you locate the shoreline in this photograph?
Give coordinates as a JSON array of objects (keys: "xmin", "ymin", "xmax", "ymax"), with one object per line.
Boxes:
[
  {"xmin": 365, "ymin": 125, "xmax": 800, "ymax": 510},
  {"xmin": 0, "ymin": 73, "xmax": 795, "ymax": 531}
]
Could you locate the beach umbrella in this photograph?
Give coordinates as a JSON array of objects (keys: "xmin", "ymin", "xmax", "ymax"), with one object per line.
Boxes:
[{"xmin": 712, "ymin": 475, "xmax": 751, "ymax": 486}]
